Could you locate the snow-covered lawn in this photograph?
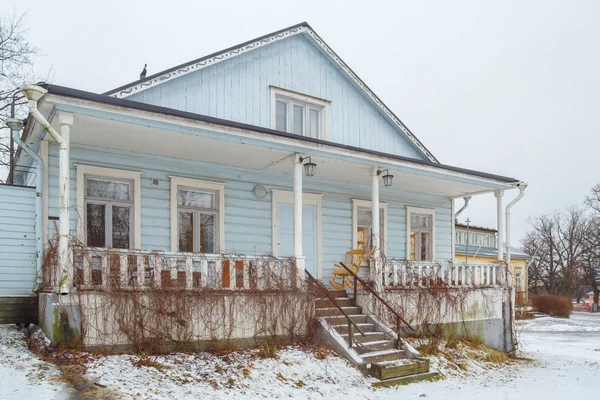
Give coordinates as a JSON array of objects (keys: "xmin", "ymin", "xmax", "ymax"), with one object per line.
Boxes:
[
  {"xmin": 1, "ymin": 312, "xmax": 598, "ymax": 399},
  {"xmin": 0, "ymin": 326, "xmax": 71, "ymax": 399}
]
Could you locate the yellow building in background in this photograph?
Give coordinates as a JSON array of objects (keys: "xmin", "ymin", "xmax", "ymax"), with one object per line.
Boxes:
[{"xmin": 454, "ymin": 222, "xmax": 529, "ymax": 304}]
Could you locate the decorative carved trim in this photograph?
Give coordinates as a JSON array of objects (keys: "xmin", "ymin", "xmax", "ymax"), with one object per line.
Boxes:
[{"xmin": 108, "ymin": 25, "xmax": 437, "ymax": 163}]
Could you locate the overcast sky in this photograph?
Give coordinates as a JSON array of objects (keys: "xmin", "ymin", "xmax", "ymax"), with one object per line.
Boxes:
[{"xmin": 6, "ymin": 0, "xmax": 599, "ymax": 247}]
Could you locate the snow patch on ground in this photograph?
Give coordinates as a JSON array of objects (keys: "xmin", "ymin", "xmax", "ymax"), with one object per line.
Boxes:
[
  {"xmin": 0, "ymin": 325, "xmax": 71, "ymax": 399},
  {"xmin": 2, "ymin": 312, "xmax": 599, "ymax": 399},
  {"xmin": 85, "ymin": 347, "xmax": 377, "ymax": 399}
]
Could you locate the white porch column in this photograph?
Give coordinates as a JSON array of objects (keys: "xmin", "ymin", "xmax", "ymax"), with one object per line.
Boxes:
[
  {"xmin": 58, "ymin": 112, "xmax": 73, "ymax": 294},
  {"xmin": 495, "ymin": 190, "xmax": 504, "ymax": 262},
  {"xmin": 293, "ymin": 155, "xmax": 305, "ymax": 275},
  {"xmin": 371, "ymin": 167, "xmax": 383, "ymax": 291}
]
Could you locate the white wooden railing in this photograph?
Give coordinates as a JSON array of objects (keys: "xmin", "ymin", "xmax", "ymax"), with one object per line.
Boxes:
[
  {"xmin": 382, "ymin": 260, "xmax": 505, "ymax": 288},
  {"xmin": 70, "ymin": 248, "xmax": 302, "ymax": 291}
]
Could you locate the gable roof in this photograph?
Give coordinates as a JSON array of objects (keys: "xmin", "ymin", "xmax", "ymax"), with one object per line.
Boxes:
[{"xmin": 104, "ymin": 22, "xmax": 439, "ymax": 163}]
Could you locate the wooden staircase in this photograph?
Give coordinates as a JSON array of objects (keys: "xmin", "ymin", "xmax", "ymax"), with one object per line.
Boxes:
[{"xmin": 316, "ymin": 289, "xmax": 438, "ymax": 387}]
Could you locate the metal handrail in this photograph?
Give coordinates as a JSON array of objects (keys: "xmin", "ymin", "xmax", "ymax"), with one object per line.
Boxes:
[
  {"xmin": 304, "ymin": 269, "xmax": 365, "ymax": 348},
  {"xmin": 339, "ymin": 262, "xmax": 415, "ymax": 348}
]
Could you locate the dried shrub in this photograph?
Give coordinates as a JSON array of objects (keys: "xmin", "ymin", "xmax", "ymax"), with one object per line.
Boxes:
[
  {"xmin": 531, "ymin": 294, "xmax": 573, "ymax": 317},
  {"xmin": 257, "ymin": 343, "xmax": 279, "ymax": 359}
]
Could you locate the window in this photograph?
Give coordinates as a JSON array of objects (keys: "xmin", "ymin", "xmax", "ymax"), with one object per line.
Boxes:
[
  {"xmin": 406, "ymin": 207, "xmax": 435, "ymax": 261},
  {"xmin": 515, "ymin": 269, "xmax": 522, "ymax": 289},
  {"xmin": 352, "ymin": 200, "xmax": 387, "ymax": 252},
  {"xmin": 271, "ymin": 87, "xmax": 328, "ymax": 139},
  {"xmin": 85, "ymin": 178, "xmax": 133, "ymax": 248},
  {"xmin": 177, "ymin": 188, "xmax": 217, "ymax": 253},
  {"xmin": 170, "ymin": 177, "xmax": 225, "ymax": 253},
  {"xmin": 76, "ymin": 165, "xmax": 142, "ymax": 249}
]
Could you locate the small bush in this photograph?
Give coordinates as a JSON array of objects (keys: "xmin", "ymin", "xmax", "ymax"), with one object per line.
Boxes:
[{"xmin": 531, "ymin": 294, "xmax": 573, "ymax": 317}]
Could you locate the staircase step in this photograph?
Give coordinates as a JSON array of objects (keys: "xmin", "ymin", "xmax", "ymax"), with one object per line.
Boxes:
[
  {"xmin": 353, "ymin": 340, "xmax": 396, "ymax": 354},
  {"xmin": 371, "ymin": 359, "xmax": 429, "ymax": 380},
  {"xmin": 316, "ymin": 297, "xmax": 353, "ymax": 309},
  {"xmin": 325, "ymin": 289, "xmax": 347, "ymax": 298},
  {"xmin": 333, "ymin": 323, "xmax": 377, "ymax": 334},
  {"xmin": 315, "ymin": 306, "xmax": 362, "ymax": 317},
  {"xmin": 323, "ymin": 314, "xmax": 368, "ymax": 324},
  {"xmin": 372, "ymin": 371, "xmax": 440, "ymax": 387},
  {"xmin": 361, "ymin": 349, "xmax": 405, "ymax": 364},
  {"xmin": 340, "ymin": 331, "xmax": 385, "ymax": 343}
]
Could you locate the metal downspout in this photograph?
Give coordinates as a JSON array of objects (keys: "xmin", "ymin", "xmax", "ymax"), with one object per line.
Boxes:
[
  {"xmin": 505, "ymin": 184, "xmax": 527, "ymax": 266},
  {"xmin": 454, "ymin": 196, "xmax": 471, "ymax": 219},
  {"xmin": 20, "ymin": 84, "xmax": 70, "ymax": 295}
]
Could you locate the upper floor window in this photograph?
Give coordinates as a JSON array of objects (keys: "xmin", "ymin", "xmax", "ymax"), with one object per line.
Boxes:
[{"xmin": 271, "ymin": 87, "xmax": 329, "ymax": 139}]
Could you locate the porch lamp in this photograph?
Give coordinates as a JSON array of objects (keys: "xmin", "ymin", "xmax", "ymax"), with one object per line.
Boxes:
[
  {"xmin": 299, "ymin": 156, "xmax": 317, "ymax": 177},
  {"xmin": 377, "ymin": 169, "xmax": 394, "ymax": 187}
]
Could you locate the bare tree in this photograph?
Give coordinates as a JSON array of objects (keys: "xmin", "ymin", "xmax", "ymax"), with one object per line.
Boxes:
[
  {"xmin": 584, "ymin": 185, "xmax": 600, "ymax": 305},
  {"xmin": 522, "ymin": 207, "xmax": 591, "ymax": 298},
  {"xmin": 0, "ymin": 11, "xmax": 39, "ymax": 183}
]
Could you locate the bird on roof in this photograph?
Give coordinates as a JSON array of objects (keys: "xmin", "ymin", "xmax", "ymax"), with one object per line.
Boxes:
[{"xmin": 140, "ymin": 64, "xmax": 147, "ymax": 80}]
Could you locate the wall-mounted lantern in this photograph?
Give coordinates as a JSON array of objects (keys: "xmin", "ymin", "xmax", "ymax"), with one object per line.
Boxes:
[
  {"xmin": 299, "ymin": 156, "xmax": 317, "ymax": 177},
  {"xmin": 377, "ymin": 169, "xmax": 394, "ymax": 187}
]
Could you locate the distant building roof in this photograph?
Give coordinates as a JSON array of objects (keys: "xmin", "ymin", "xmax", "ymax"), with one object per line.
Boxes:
[
  {"xmin": 455, "ymin": 244, "xmax": 530, "ymax": 259},
  {"xmin": 455, "ymin": 223, "xmax": 497, "ymax": 233}
]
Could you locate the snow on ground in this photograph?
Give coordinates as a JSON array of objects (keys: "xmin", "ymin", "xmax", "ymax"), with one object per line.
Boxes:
[
  {"xmin": 1, "ymin": 312, "xmax": 599, "ymax": 399},
  {"xmin": 0, "ymin": 325, "xmax": 72, "ymax": 399}
]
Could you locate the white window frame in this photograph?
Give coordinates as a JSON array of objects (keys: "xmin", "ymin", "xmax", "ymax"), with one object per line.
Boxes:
[
  {"xmin": 406, "ymin": 206, "xmax": 436, "ymax": 261},
  {"xmin": 170, "ymin": 176, "xmax": 225, "ymax": 253},
  {"xmin": 351, "ymin": 199, "xmax": 388, "ymax": 252},
  {"xmin": 271, "ymin": 189, "xmax": 323, "ymax": 279},
  {"xmin": 269, "ymin": 86, "xmax": 330, "ymax": 140},
  {"xmin": 76, "ymin": 165, "xmax": 142, "ymax": 249}
]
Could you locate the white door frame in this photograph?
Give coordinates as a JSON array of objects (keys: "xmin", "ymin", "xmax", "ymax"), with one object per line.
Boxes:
[{"xmin": 271, "ymin": 189, "xmax": 323, "ymax": 279}]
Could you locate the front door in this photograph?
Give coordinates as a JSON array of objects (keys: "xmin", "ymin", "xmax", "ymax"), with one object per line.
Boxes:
[{"xmin": 276, "ymin": 203, "xmax": 318, "ymax": 277}]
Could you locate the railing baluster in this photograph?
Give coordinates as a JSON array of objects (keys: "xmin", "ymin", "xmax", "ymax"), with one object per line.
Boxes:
[
  {"xmin": 229, "ymin": 259, "xmax": 236, "ymax": 289},
  {"xmin": 492, "ymin": 264, "xmax": 497, "ymax": 286},
  {"xmin": 215, "ymin": 259, "xmax": 223, "ymax": 288},
  {"xmin": 401, "ymin": 262, "xmax": 407, "ymax": 286},
  {"xmin": 83, "ymin": 251, "xmax": 91, "ymax": 286},
  {"xmin": 392, "ymin": 262, "xmax": 398, "ymax": 286},
  {"xmin": 200, "ymin": 259, "xmax": 208, "ymax": 288},
  {"xmin": 185, "ymin": 256, "xmax": 193, "ymax": 289},
  {"xmin": 101, "ymin": 252, "xmax": 109, "ymax": 289},
  {"xmin": 153, "ymin": 255, "xmax": 161, "ymax": 287},
  {"xmin": 137, "ymin": 255, "xmax": 144, "ymax": 287},
  {"xmin": 243, "ymin": 260, "xmax": 250, "ymax": 289},
  {"xmin": 119, "ymin": 254, "xmax": 128, "ymax": 287}
]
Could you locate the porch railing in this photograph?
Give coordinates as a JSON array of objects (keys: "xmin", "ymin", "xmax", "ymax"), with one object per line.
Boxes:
[
  {"xmin": 381, "ymin": 260, "xmax": 505, "ymax": 288},
  {"xmin": 68, "ymin": 248, "xmax": 302, "ymax": 291}
]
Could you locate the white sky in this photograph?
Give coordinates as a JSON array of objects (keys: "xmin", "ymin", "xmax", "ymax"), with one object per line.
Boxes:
[{"xmin": 6, "ymin": 0, "xmax": 599, "ymax": 246}]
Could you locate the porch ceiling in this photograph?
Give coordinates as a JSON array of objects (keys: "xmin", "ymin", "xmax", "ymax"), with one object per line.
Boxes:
[{"xmin": 54, "ymin": 113, "xmax": 512, "ymax": 198}]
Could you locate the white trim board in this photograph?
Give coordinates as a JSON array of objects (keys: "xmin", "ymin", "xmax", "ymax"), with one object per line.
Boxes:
[
  {"xmin": 271, "ymin": 189, "xmax": 323, "ymax": 279},
  {"xmin": 105, "ymin": 24, "xmax": 437, "ymax": 163},
  {"xmin": 75, "ymin": 164, "xmax": 142, "ymax": 248},
  {"xmin": 169, "ymin": 176, "xmax": 226, "ymax": 253}
]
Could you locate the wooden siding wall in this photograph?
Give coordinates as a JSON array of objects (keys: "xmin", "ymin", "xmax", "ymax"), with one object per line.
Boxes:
[
  {"xmin": 127, "ymin": 34, "xmax": 425, "ymax": 160},
  {"xmin": 0, "ymin": 185, "xmax": 37, "ymax": 295},
  {"xmin": 47, "ymin": 144, "xmax": 451, "ymax": 282}
]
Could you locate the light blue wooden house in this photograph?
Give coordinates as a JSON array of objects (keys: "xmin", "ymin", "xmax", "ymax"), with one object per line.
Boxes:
[{"xmin": 3, "ymin": 23, "xmax": 525, "ymax": 361}]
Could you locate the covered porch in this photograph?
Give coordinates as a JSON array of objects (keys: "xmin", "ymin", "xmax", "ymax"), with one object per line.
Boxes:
[{"xmin": 18, "ymin": 84, "xmax": 522, "ymax": 296}]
